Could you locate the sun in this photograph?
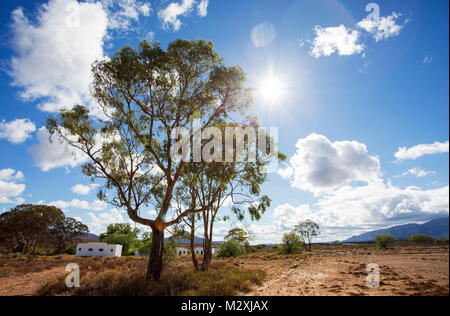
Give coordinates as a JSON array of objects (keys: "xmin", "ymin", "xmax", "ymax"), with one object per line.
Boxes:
[{"xmin": 258, "ymin": 74, "xmax": 285, "ymax": 104}]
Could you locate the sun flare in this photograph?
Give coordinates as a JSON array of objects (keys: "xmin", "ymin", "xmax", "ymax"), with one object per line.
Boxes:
[{"xmin": 259, "ymin": 74, "xmax": 285, "ymax": 104}]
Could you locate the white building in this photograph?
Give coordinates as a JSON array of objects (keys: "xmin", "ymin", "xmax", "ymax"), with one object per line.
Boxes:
[
  {"xmin": 177, "ymin": 247, "xmax": 189, "ymax": 256},
  {"xmin": 76, "ymin": 242, "xmax": 122, "ymax": 257},
  {"xmin": 176, "ymin": 246, "xmax": 220, "ymax": 256}
]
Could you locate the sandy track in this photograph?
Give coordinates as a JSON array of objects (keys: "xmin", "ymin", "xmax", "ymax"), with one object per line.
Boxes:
[{"xmin": 0, "ymin": 267, "xmax": 67, "ymax": 296}]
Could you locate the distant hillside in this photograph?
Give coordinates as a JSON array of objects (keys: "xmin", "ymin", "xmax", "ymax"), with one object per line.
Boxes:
[
  {"xmin": 80, "ymin": 233, "xmax": 100, "ymax": 240},
  {"xmin": 345, "ymin": 217, "xmax": 449, "ymax": 242},
  {"xmin": 165, "ymin": 236, "xmax": 222, "ymax": 245}
]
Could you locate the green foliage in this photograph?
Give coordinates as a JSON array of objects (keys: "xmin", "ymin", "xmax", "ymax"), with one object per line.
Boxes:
[
  {"xmin": 0, "ymin": 204, "xmax": 88, "ymax": 254},
  {"xmin": 278, "ymin": 231, "xmax": 303, "ymax": 254},
  {"xmin": 375, "ymin": 234, "xmax": 396, "ymax": 249},
  {"xmin": 294, "ymin": 219, "xmax": 320, "ymax": 251},
  {"xmin": 331, "ymin": 241, "xmax": 343, "ymax": 246},
  {"xmin": 224, "ymin": 228, "xmax": 252, "ymax": 246},
  {"xmin": 408, "ymin": 234, "xmax": 434, "ymax": 243},
  {"xmin": 100, "ymin": 223, "xmax": 140, "ymax": 256},
  {"xmin": 217, "ymin": 240, "xmax": 246, "ymax": 258},
  {"xmin": 136, "ymin": 232, "xmax": 152, "ymax": 256},
  {"xmin": 163, "ymin": 241, "xmax": 178, "ymax": 258}
]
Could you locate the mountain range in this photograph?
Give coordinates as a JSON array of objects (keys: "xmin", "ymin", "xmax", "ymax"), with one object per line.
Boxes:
[
  {"xmin": 165, "ymin": 236, "xmax": 222, "ymax": 245},
  {"xmin": 344, "ymin": 217, "xmax": 449, "ymax": 242}
]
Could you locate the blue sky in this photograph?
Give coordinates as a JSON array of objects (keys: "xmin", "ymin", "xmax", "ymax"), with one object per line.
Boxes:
[{"xmin": 0, "ymin": 0, "xmax": 448, "ymax": 243}]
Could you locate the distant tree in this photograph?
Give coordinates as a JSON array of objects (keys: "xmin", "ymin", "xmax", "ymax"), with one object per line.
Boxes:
[
  {"xmin": 49, "ymin": 217, "xmax": 89, "ymax": 254},
  {"xmin": 375, "ymin": 234, "xmax": 396, "ymax": 249},
  {"xmin": 100, "ymin": 223, "xmax": 140, "ymax": 256},
  {"xmin": 295, "ymin": 220, "xmax": 320, "ymax": 252},
  {"xmin": 279, "ymin": 231, "xmax": 303, "ymax": 254},
  {"xmin": 217, "ymin": 239, "xmax": 246, "ymax": 258},
  {"xmin": 136, "ymin": 232, "xmax": 152, "ymax": 256},
  {"xmin": 408, "ymin": 234, "xmax": 434, "ymax": 244},
  {"xmin": 0, "ymin": 204, "xmax": 86, "ymax": 254},
  {"xmin": 224, "ymin": 228, "xmax": 253, "ymax": 246}
]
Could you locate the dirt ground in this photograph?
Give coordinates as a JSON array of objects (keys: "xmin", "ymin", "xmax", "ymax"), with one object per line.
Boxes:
[
  {"xmin": 240, "ymin": 244, "xmax": 449, "ymax": 296},
  {"xmin": 0, "ymin": 266, "xmax": 67, "ymax": 296},
  {"xmin": 0, "ymin": 244, "xmax": 448, "ymax": 296}
]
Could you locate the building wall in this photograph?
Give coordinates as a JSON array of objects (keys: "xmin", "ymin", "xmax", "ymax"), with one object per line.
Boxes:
[
  {"xmin": 176, "ymin": 246, "xmax": 221, "ymax": 256},
  {"xmin": 177, "ymin": 247, "xmax": 189, "ymax": 256},
  {"xmin": 75, "ymin": 243, "xmax": 122, "ymax": 257}
]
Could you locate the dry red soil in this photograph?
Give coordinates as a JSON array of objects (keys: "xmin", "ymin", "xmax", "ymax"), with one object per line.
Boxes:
[
  {"xmin": 241, "ymin": 244, "xmax": 449, "ymax": 296},
  {"xmin": 0, "ymin": 244, "xmax": 448, "ymax": 296},
  {"xmin": 0, "ymin": 266, "xmax": 67, "ymax": 296}
]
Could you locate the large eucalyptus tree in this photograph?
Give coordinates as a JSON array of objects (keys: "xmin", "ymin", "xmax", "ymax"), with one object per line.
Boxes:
[{"xmin": 48, "ymin": 39, "xmax": 254, "ymax": 280}]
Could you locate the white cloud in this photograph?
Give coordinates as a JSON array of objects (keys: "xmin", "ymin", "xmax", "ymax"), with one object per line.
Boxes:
[
  {"xmin": 28, "ymin": 127, "xmax": 89, "ymax": 172},
  {"xmin": 310, "ymin": 12, "xmax": 407, "ymax": 59},
  {"xmin": 0, "ymin": 169, "xmax": 26, "ymax": 204},
  {"xmin": 402, "ymin": 167, "xmax": 436, "ymax": 178},
  {"xmin": 269, "ymin": 182, "xmax": 449, "ymax": 242},
  {"xmin": 158, "ymin": 0, "xmax": 196, "ymax": 31},
  {"xmin": 357, "ymin": 12, "xmax": 407, "ymax": 42},
  {"xmin": 45, "ymin": 198, "xmax": 107, "ymax": 211},
  {"xmin": 0, "ymin": 169, "xmax": 25, "ymax": 182},
  {"xmin": 100, "ymin": 0, "xmax": 152, "ymax": 31},
  {"xmin": 9, "ymin": 0, "xmax": 107, "ymax": 116},
  {"xmin": 395, "ymin": 141, "xmax": 449, "ymax": 161},
  {"xmin": 315, "ymin": 183, "xmax": 449, "ymax": 235},
  {"xmin": 28, "ymin": 126, "xmax": 120, "ymax": 172},
  {"xmin": 310, "ymin": 25, "xmax": 364, "ymax": 58},
  {"xmin": 0, "ymin": 119, "xmax": 36, "ymax": 144},
  {"xmin": 8, "ymin": 0, "xmax": 155, "ymax": 118},
  {"xmin": 71, "ymin": 183, "xmax": 99, "ymax": 195},
  {"xmin": 87, "ymin": 209, "xmax": 129, "ymax": 234},
  {"xmin": 197, "ymin": 0, "xmax": 209, "ymax": 18},
  {"xmin": 280, "ymin": 134, "xmax": 381, "ymax": 195},
  {"xmin": 87, "ymin": 208, "xmax": 150, "ymax": 234}
]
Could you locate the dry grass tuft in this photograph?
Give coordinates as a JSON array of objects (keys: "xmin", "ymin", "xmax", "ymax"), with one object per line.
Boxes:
[{"xmin": 37, "ymin": 261, "xmax": 265, "ymax": 296}]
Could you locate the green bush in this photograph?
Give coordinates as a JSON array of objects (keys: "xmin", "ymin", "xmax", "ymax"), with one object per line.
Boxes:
[
  {"xmin": 278, "ymin": 231, "xmax": 303, "ymax": 254},
  {"xmin": 331, "ymin": 241, "xmax": 343, "ymax": 246},
  {"xmin": 408, "ymin": 234, "xmax": 434, "ymax": 243},
  {"xmin": 434, "ymin": 239, "xmax": 449, "ymax": 245},
  {"xmin": 375, "ymin": 234, "xmax": 396, "ymax": 249},
  {"xmin": 217, "ymin": 240, "xmax": 246, "ymax": 258}
]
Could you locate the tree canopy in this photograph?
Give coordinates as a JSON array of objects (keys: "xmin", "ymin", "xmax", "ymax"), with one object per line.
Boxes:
[
  {"xmin": 0, "ymin": 204, "xmax": 88, "ymax": 254},
  {"xmin": 100, "ymin": 223, "xmax": 141, "ymax": 256},
  {"xmin": 47, "ymin": 39, "xmax": 277, "ymax": 280},
  {"xmin": 295, "ymin": 220, "xmax": 320, "ymax": 252}
]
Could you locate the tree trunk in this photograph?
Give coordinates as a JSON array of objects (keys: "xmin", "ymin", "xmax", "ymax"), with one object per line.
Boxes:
[
  {"xmin": 201, "ymin": 238, "xmax": 213, "ymax": 271},
  {"xmin": 190, "ymin": 224, "xmax": 199, "ymax": 271},
  {"xmin": 146, "ymin": 226, "xmax": 164, "ymax": 281}
]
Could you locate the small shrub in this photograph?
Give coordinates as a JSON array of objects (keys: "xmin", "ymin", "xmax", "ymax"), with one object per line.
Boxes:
[
  {"xmin": 217, "ymin": 240, "xmax": 246, "ymax": 258},
  {"xmin": 435, "ymin": 239, "xmax": 449, "ymax": 245},
  {"xmin": 331, "ymin": 241, "xmax": 343, "ymax": 246},
  {"xmin": 408, "ymin": 234, "xmax": 434, "ymax": 244},
  {"xmin": 278, "ymin": 231, "xmax": 303, "ymax": 254},
  {"xmin": 375, "ymin": 234, "xmax": 396, "ymax": 249}
]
